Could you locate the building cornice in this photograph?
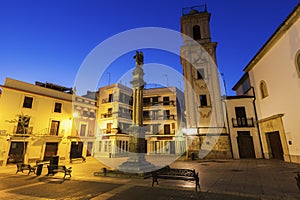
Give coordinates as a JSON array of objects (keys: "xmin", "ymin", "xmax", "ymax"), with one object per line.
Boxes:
[{"xmin": 257, "ymin": 114, "xmax": 284, "ymax": 123}]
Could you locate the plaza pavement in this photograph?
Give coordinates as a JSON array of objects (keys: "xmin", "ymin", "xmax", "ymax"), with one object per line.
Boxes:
[{"xmin": 0, "ymin": 156, "xmax": 300, "ymax": 199}]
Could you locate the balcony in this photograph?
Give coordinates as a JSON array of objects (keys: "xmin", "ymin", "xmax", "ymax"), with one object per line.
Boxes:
[
  {"xmin": 150, "ymin": 130, "xmax": 176, "ymax": 135},
  {"xmin": 143, "ymin": 100, "xmax": 175, "ymax": 107},
  {"xmin": 37, "ymin": 128, "xmax": 65, "ymax": 136},
  {"xmin": 101, "ymin": 113, "xmax": 113, "ymax": 118},
  {"xmin": 232, "ymin": 118, "xmax": 255, "ymax": 128},
  {"xmin": 13, "ymin": 126, "xmax": 33, "ymax": 135},
  {"xmin": 118, "ymin": 112, "xmax": 132, "ymax": 120},
  {"xmin": 101, "ymin": 98, "xmax": 114, "ymax": 104},
  {"xmin": 101, "ymin": 128, "xmax": 120, "ymax": 134},
  {"xmin": 143, "ymin": 115, "xmax": 175, "ymax": 121}
]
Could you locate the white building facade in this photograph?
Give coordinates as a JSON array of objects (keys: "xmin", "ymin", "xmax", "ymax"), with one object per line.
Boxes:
[{"xmin": 234, "ymin": 3, "xmax": 300, "ymax": 163}]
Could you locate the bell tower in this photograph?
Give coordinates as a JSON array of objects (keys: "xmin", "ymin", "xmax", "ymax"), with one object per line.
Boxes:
[
  {"xmin": 181, "ymin": 5, "xmax": 217, "ymax": 62},
  {"xmin": 180, "ymin": 5, "xmax": 232, "ymax": 159}
]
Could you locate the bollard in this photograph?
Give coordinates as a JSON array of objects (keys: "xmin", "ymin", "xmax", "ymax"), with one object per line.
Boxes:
[{"xmin": 295, "ymin": 173, "xmax": 300, "ymax": 192}]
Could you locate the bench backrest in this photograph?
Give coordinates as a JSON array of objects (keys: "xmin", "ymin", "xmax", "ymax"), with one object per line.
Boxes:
[
  {"xmin": 160, "ymin": 168, "xmax": 196, "ymax": 177},
  {"xmin": 17, "ymin": 164, "xmax": 31, "ymax": 169}
]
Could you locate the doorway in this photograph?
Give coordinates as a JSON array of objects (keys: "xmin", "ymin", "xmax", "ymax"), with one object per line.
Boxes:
[
  {"xmin": 44, "ymin": 142, "xmax": 58, "ymax": 161},
  {"xmin": 7, "ymin": 142, "xmax": 27, "ymax": 164},
  {"xmin": 266, "ymin": 131, "xmax": 284, "ymax": 160},
  {"xmin": 70, "ymin": 142, "xmax": 83, "ymax": 159},
  {"xmin": 237, "ymin": 131, "xmax": 255, "ymax": 158}
]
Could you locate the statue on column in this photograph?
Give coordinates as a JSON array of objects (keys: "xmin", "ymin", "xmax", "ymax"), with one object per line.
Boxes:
[{"xmin": 134, "ymin": 51, "xmax": 144, "ymax": 66}]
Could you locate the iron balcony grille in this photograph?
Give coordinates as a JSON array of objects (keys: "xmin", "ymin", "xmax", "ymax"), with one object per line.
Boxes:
[{"xmin": 232, "ymin": 118, "xmax": 255, "ymax": 128}]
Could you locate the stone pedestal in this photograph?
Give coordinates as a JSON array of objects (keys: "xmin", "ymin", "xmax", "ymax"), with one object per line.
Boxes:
[{"xmin": 118, "ymin": 125, "xmax": 155, "ymax": 173}]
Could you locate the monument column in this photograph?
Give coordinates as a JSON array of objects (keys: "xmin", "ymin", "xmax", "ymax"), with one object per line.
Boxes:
[{"xmin": 118, "ymin": 51, "xmax": 155, "ymax": 173}]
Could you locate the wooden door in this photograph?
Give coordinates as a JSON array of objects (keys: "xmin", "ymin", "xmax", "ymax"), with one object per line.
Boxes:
[
  {"xmin": 237, "ymin": 131, "xmax": 255, "ymax": 158},
  {"xmin": 267, "ymin": 131, "xmax": 284, "ymax": 160}
]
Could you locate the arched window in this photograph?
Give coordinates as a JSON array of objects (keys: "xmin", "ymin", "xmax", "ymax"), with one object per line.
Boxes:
[
  {"xmin": 260, "ymin": 80, "xmax": 269, "ymax": 99},
  {"xmin": 193, "ymin": 25, "xmax": 201, "ymax": 40},
  {"xmin": 295, "ymin": 50, "xmax": 300, "ymax": 78}
]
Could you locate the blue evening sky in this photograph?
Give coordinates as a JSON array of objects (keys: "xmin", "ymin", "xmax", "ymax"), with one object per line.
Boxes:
[{"xmin": 0, "ymin": 0, "xmax": 299, "ymax": 95}]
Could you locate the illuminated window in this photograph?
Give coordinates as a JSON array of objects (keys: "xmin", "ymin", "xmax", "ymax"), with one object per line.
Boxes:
[
  {"xmin": 260, "ymin": 80, "xmax": 269, "ymax": 99},
  {"xmin": 295, "ymin": 50, "xmax": 300, "ymax": 78}
]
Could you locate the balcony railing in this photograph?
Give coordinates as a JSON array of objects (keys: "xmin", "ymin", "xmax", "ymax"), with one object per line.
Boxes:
[
  {"xmin": 143, "ymin": 100, "xmax": 175, "ymax": 107},
  {"xmin": 13, "ymin": 126, "xmax": 33, "ymax": 135},
  {"xmin": 101, "ymin": 98, "xmax": 114, "ymax": 104},
  {"xmin": 101, "ymin": 128, "xmax": 121, "ymax": 134},
  {"xmin": 118, "ymin": 112, "xmax": 132, "ymax": 120},
  {"xmin": 37, "ymin": 128, "xmax": 65, "ymax": 136},
  {"xmin": 101, "ymin": 113, "xmax": 113, "ymax": 118},
  {"xmin": 150, "ymin": 130, "xmax": 176, "ymax": 135},
  {"xmin": 143, "ymin": 115, "xmax": 176, "ymax": 121},
  {"xmin": 232, "ymin": 118, "xmax": 254, "ymax": 128}
]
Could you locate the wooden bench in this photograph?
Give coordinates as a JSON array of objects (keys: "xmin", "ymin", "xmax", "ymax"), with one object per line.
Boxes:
[
  {"xmin": 16, "ymin": 164, "xmax": 36, "ymax": 175},
  {"xmin": 152, "ymin": 165, "xmax": 200, "ymax": 191},
  {"xmin": 70, "ymin": 156, "xmax": 86, "ymax": 163},
  {"xmin": 47, "ymin": 165, "xmax": 72, "ymax": 179}
]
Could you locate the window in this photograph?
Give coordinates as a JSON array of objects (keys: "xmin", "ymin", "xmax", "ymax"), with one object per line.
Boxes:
[
  {"xmin": 89, "ymin": 112, "xmax": 95, "ymax": 118},
  {"xmin": 163, "ymin": 97, "xmax": 169, "ymax": 105},
  {"xmin": 80, "ymin": 124, "xmax": 87, "ymax": 136},
  {"xmin": 143, "ymin": 97, "xmax": 151, "ymax": 106},
  {"xmin": 98, "ymin": 141, "xmax": 102, "ymax": 151},
  {"xmin": 295, "ymin": 50, "xmax": 300, "ymax": 78},
  {"xmin": 164, "ymin": 110, "xmax": 170, "ymax": 119},
  {"xmin": 54, "ymin": 102, "xmax": 62, "ymax": 113},
  {"xmin": 197, "ymin": 69, "xmax": 205, "ymax": 79},
  {"xmin": 152, "ymin": 97, "xmax": 158, "ymax": 103},
  {"xmin": 153, "ymin": 124, "xmax": 159, "ymax": 134},
  {"xmin": 193, "ymin": 25, "xmax": 201, "ymax": 40},
  {"xmin": 143, "ymin": 111, "xmax": 150, "ymax": 119},
  {"xmin": 23, "ymin": 96, "xmax": 33, "ymax": 108},
  {"xmin": 108, "ymin": 94, "xmax": 113, "ymax": 102},
  {"xmin": 199, "ymin": 95, "xmax": 208, "ymax": 107},
  {"xmin": 260, "ymin": 80, "xmax": 269, "ymax": 99},
  {"xmin": 82, "ymin": 110, "xmax": 89, "ymax": 117},
  {"xmin": 144, "ymin": 125, "xmax": 150, "ymax": 132},
  {"xmin": 164, "ymin": 124, "xmax": 171, "ymax": 134},
  {"xmin": 235, "ymin": 107, "xmax": 247, "ymax": 126},
  {"xmin": 106, "ymin": 123, "xmax": 112, "ymax": 133},
  {"xmin": 152, "ymin": 110, "xmax": 158, "ymax": 120},
  {"xmin": 50, "ymin": 120, "xmax": 60, "ymax": 135},
  {"xmin": 16, "ymin": 116, "xmax": 30, "ymax": 134}
]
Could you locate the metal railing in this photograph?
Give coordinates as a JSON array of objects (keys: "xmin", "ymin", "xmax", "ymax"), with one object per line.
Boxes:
[
  {"xmin": 101, "ymin": 113, "xmax": 113, "ymax": 118},
  {"xmin": 13, "ymin": 126, "xmax": 33, "ymax": 135},
  {"xmin": 37, "ymin": 128, "xmax": 65, "ymax": 136},
  {"xmin": 143, "ymin": 115, "xmax": 176, "ymax": 121},
  {"xmin": 232, "ymin": 118, "xmax": 255, "ymax": 127},
  {"xmin": 143, "ymin": 100, "xmax": 175, "ymax": 107}
]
